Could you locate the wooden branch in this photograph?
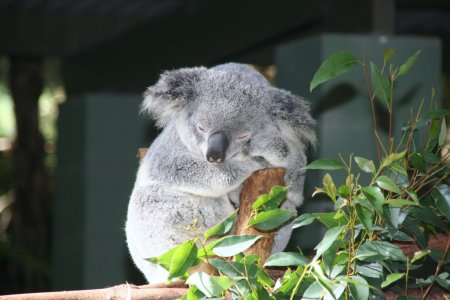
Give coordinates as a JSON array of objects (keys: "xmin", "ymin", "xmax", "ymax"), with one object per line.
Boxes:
[
  {"xmin": 0, "ymin": 284, "xmax": 188, "ymax": 300},
  {"xmin": 234, "ymin": 168, "xmax": 285, "ymax": 264}
]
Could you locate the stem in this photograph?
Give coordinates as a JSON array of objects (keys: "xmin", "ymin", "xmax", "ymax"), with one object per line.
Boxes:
[
  {"xmin": 388, "ymin": 73, "xmax": 395, "ymax": 153},
  {"xmin": 405, "ymin": 258, "xmax": 410, "ymax": 296},
  {"xmin": 422, "ymin": 237, "xmax": 450, "ymax": 299},
  {"xmin": 290, "ymin": 265, "xmax": 310, "ymax": 300},
  {"xmin": 361, "ymin": 48, "xmax": 382, "ymax": 162}
]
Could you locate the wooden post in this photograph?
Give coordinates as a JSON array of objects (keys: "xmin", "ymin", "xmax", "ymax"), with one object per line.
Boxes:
[{"xmin": 234, "ymin": 168, "xmax": 285, "ymax": 263}]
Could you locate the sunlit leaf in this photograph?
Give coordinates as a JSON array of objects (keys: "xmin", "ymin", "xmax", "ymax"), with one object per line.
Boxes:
[
  {"xmin": 186, "ymin": 272, "xmax": 233, "ymax": 297},
  {"xmin": 168, "ymin": 240, "xmax": 199, "ymax": 279},
  {"xmin": 302, "ymin": 159, "xmax": 344, "ymax": 170},
  {"xmin": 323, "ymin": 173, "xmax": 337, "ymax": 200},
  {"xmin": 203, "ymin": 210, "xmax": 238, "ymax": 240},
  {"xmin": 383, "ymin": 48, "xmax": 395, "ymax": 65},
  {"xmin": 370, "ymin": 61, "xmax": 391, "ymax": 111},
  {"xmin": 248, "ymin": 209, "xmax": 296, "ymax": 231},
  {"xmin": 310, "ymin": 51, "xmax": 358, "ymax": 91},
  {"xmin": 381, "ymin": 272, "xmax": 405, "ymax": 288},
  {"xmin": 265, "ymin": 186, "xmax": 288, "ymax": 210},
  {"xmin": 398, "ymin": 50, "xmax": 421, "ymax": 76},
  {"xmin": 411, "ymin": 249, "xmax": 430, "ymax": 264},
  {"xmin": 212, "ymin": 235, "xmax": 261, "ymax": 257}
]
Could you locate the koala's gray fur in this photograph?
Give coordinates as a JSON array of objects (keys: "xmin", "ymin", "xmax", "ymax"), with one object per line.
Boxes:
[{"xmin": 125, "ymin": 63, "xmax": 316, "ymax": 283}]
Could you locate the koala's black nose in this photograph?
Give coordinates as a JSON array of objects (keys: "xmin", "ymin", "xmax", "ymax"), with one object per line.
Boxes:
[{"xmin": 206, "ymin": 131, "xmax": 229, "ymax": 164}]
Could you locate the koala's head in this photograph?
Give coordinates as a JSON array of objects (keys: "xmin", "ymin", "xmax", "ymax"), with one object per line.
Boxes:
[{"xmin": 142, "ymin": 63, "xmax": 315, "ymax": 164}]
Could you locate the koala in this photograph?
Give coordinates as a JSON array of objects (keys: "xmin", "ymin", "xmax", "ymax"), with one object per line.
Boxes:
[{"xmin": 125, "ymin": 63, "xmax": 316, "ymax": 283}]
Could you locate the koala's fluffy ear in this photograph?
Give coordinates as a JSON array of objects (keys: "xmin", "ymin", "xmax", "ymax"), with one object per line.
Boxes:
[
  {"xmin": 269, "ymin": 88, "xmax": 317, "ymax": 149},
  {"xmin": 141, "ymin": 67, "xmax": 207, "ymax": 127}
]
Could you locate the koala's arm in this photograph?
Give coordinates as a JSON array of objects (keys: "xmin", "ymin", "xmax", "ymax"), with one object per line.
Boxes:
[{"xmin": 248, "ymin": 132, "xmax": 307, "ymax": 206}]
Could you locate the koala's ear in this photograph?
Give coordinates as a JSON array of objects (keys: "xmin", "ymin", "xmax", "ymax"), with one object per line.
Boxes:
[
  {"xmin": 269, "ymin": 88, "xmax": 317, "ymax": 149},
  {"xmin": 141, "ymin": 67, "xmax": 206, "ymax": 127}
]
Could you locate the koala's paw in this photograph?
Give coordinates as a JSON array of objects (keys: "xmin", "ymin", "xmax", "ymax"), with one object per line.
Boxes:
[{"xmin": 287, "ymin": 190, "xmax": 304, "ymax": 206}]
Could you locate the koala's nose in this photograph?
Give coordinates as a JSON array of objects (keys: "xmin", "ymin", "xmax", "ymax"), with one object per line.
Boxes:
[{"xmin": 206, "ymin": 131, "xmax": 229, "ymax": 164}]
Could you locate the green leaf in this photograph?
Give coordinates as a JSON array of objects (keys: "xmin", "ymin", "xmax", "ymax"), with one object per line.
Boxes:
[
  {"xmin": 411, "ymin": 249, "xmax": 430, "ymax": 264},
  {"xmin": 409, "ymin": 153, "xmax": 426, "ymax": 173},
  {"xmin": 314, "ymin": 211, "xmax": 348, "ymax": 228},
  {"xmin": 168, "ymin": 240, "xmax": 199, "ymax": 279},
  {"xmin": 146, "ymin": 246, "xmax": 178, "ymax": 271},
  {"xmin": 375, "ymin": 175, "xmax": 401, "ymax": 194},
  {"xmin": 302, "ymin": 281, "xmax": 324, "ymax": 299},
  {"xmin": 248, "ymin": 209, "xmax": 296, "ymax": 231},
  {"xmin": 265, "ymin": 186, "xmax": 288, "ymax": 210},
  {"xmin": 349, "ymin": 275, "xmax": 369, "ymax": 300},
  {"xmin": 424, "ymin": 108, "xmax": 450, "ymax": 119},
  {"xmin": 398, "ymin": 50, "xmax": 421, "ymax": 76},
  {"xmin": 384, "ymin": 199, "xmax": 417, "ymax": 207},
  {"xmin": 383, "ymin": 48, "xmax": 395, "ymax": 65},
  {"xmin": 310, "ymin": 51, "xmax": 358, "ymax": 91},
  {"xmin": 370, "ymin": 61, "xmax": 391, "ymax": 111},
  {"xmin": 252, "ymin": 194, "xmax": 269, "ymax": 210},
  {"xmin": 186, "ymin": 272, "xmax": 233, "ymax": 297},
  {"xmin": 409, "ymin": 206, "xmax": 446, "ymax": 230},
  {"xmin": 355, "ymin": 203, "xmax": 373, "ymax": 233},
  {"xmin": 302, "ymin": 158, "xmax": 344, "ymax": 170},
  {"xmin": 354, "ymin": 156, "xmax": 376, "ymax": 174},
  {"xmin": 432, "ymin": 187, "xmax": 450, "ymax": 221},
  {"xmin": 314, "ymin": 226, "xmax": 346, "ymax": 261},
  {"xmin": 323, "ymin": 173, "xmax": 337, "ymax": 200},
  {"xmin": 209, "ymin": 259, "xmax": 257, "ymax": 279},
  {"xmin": 381, "ymin": 272, "xmax": 405, "ymax": 288},
  {"xmin": 181, "ymin": 286, "xmax": 204, "ymax": 300},
  {"xmin": 355, "ymin": 263, "xmax": 383, "ymax": 278},
  {"xmin": 362, "ymin": 186, "xmax": 385, "ymax": 214},
  {"xmin": 439, "ymin": 117, "xmax": 447, "ymax": 146},
  {"xmin": 357, "ymin": 241, "xmax": 407, "ymax": 262},
  {"xmin": 292, "ymin": 213, "xmax": 315, "ymax": 229},
  {"xmin": 264, "ymin": 252, "xmax": 310, "ymax": 267},
  {"xmin": 203, "ymin": 210, "xmax": 238, "ymax": 240},
  {"xmin": 356, "ymin": 262, "xmax": 383, "ymax": 278},
  {"xmin": 390, "ymin": 161, "xmax": 407, "ymax": 176},
  {"xmin": 212, "ymin": 235, "xmax": 261, "ymax": 257}
]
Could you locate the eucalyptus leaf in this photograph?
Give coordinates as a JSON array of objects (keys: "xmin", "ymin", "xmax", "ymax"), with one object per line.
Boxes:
[
  {"xmin": 357, "ymin": 241, "xmax": 407, "ymax": 262},
  {"xmin": 168, "ymin": 240, "xmax": 199, "ymax": 279},
  {"xmin": 302, "ymin": 158, "xmax": 344, "ymax": 170},
  {"xmin": 370, "ymin": 61, "xmax": 391, "ymax": 111},
  {"xmin": 381, "ymin": 272, "xmax": 405, "ymax": 288},
  {"xmin": 354, "ymin": 156, "xmax": 376, "ymax": 174},
  {"xmin": 314, "ymin": 226, "xmax": 346, "ymax": 261},
  {"xmin": 355, "ymin": 263, "xmax": 384, "ymax": 278},
  {"xmin": 439, "ymin": 117, "xmax": 447, "ymax": 146},
  {"xmin": 248, "ymin": 209, "xmax": 296, "ymax": 231},
  {"xmin": 292, "ymin": 213, "xmax": 315, "ymax": 229},
  {"xmin": 409, "ymin": 206, "xmax": 446, "ymax": 230},
  {"xmin": 349, "ymin": 275, "xmax": 369, "ymax": 300},
  {"xmin": 264, "ymin": 252, "xmax": 310, "ymax": 267},
  {"xmin": 310, "ymin": 51, "xmax": 358, "ymax": 91},
  {"xmin": 383, "ymin": 48, "xmax": 395, "ymax": 64},
  {"xmin": 376, "ymin": 175, "xmax": 401, "ymax": 194},
  {"xmin": 203, "ymin": 210, "xmax": 238, "ymax": 240},
  {"xmin": 398, "ymin": 50, "xmax": 421, "ymax": 76},
  {"xmin": 355, "ymin": 203, "xmax": 373, "ymax": 233},
  {"xmin": 212, "ymin": 235, "xmax": 261, "ymax": 257},
  {"xmin": 362, "ymin": 186, "xmax": 385, "ymax": 214},
  {"xmin": 432, "ymin": 187, "xmax": 450, "ymax": 221},
  {"xmin": 186, "ymin": 272, "xmax": 233, "ymax": 298},
  {"xmin": 314, "ymin": 211, "xmax": 348, "ymax": 228},
  {"xmin": 409, "ymin": 153, "xmax": 426, "ymax": 173}
]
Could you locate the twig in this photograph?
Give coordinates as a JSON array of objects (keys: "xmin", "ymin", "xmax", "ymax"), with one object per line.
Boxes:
[{"xmin": 422, "ymin": 236, "xmax": 450, "ymax": 300}]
